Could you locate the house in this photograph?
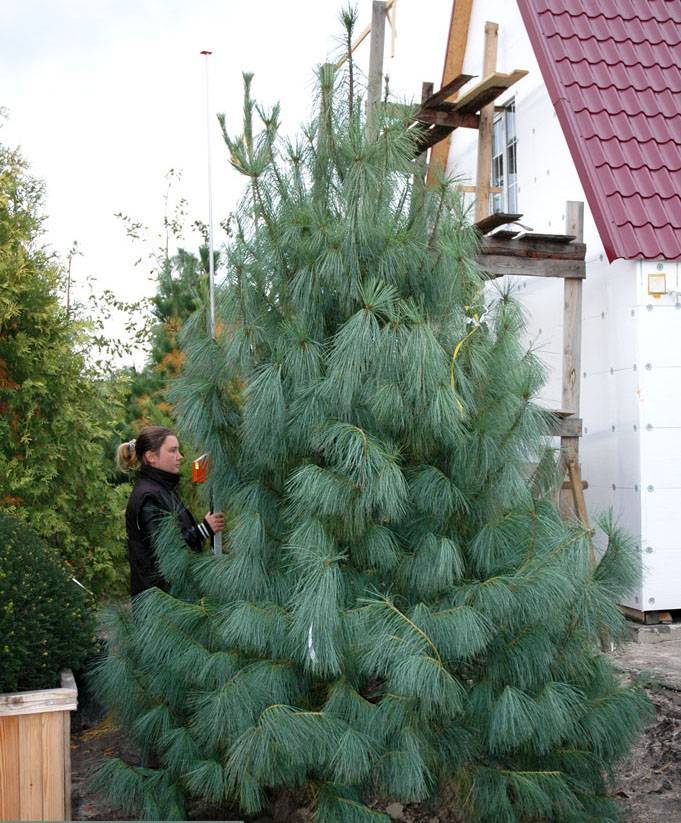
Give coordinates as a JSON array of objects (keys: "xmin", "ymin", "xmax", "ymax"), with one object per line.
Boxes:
[{"xmin": 444, "ymin": 0, "xmax": 681, "ymax": 618}]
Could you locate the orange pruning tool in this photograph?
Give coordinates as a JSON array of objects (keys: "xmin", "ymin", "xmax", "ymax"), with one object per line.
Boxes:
[{"xmin": 192, "ymin": 453, "xmax": 222, "ymax": 555}]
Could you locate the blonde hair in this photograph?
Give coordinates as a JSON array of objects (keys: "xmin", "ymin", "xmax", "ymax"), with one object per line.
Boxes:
[
  {"xmin": 115, "ymin": 426, "xmax": 174, "ymax": 473},
  {"xmin": 115, "ymin": 440, "xmax": 138, "ymax": 472}
]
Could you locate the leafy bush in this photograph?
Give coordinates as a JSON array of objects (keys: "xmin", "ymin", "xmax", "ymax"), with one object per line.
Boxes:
[
  {"xmin": 0, "ymin": 131, "xmax": 129, "ymax": 596},
  {"xmin": 0, "ymin": 511, "xmax": 96, "ymax": 693}
]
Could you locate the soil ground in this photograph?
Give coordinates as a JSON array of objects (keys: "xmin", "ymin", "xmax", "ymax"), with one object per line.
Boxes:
[{"xmin": 71, "ymin": 630, "xmax": 681, "ymax": 822}]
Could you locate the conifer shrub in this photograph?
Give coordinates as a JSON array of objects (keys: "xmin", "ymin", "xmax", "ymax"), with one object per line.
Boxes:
[
  {"xmin": 0, "ymin": 510, "xmax": 96, "ymax": 693},
  {"xmin": 92, "ymin": 15, "xmax": 650, "ymax": 822}
]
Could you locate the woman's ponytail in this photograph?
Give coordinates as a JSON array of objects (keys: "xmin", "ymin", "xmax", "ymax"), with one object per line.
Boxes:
[{"xmin": 116, "ymin": 439, "xmax": 139, "ymax": 472}]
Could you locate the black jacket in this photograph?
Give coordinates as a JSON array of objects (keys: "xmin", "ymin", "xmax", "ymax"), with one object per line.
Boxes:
[{"xmin": 125, "ymin": 464, "xmax": 212, "ymax": 597}]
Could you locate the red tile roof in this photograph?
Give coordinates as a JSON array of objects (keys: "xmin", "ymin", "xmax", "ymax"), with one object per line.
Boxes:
[{"xmin": 517, "ymin": 0, "xmax": 681, "ymax": 261}]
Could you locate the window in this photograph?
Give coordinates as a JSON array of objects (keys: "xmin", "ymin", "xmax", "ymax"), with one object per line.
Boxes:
[{"xmin": 491, "ymin": 100, "xmax": 518, "ymax": 214}]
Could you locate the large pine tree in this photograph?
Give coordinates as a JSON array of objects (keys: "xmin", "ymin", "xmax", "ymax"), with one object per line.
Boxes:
[{"xmin": 93, "ymin": 26, "xmax": 648, "ymax": 822}]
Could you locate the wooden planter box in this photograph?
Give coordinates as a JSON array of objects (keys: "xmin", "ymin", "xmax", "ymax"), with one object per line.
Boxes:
[{"xmin": 0, "ymin": 670, "xmax": 77, "ymax": 821}]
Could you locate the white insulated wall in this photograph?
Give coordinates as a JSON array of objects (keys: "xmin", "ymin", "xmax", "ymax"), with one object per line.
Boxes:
[
  {"xmin": 440, "ymin": 1, "xmax": 681, "ymax": 610},
  {"xmin": 635, "ymin": 263, "xmax": 681, "ymax": 611}
]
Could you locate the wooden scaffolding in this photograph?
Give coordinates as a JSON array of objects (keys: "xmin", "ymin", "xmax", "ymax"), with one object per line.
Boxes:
[{"xmin": 363, "ymin": 1, "xmax": 589, "ymax": 524}]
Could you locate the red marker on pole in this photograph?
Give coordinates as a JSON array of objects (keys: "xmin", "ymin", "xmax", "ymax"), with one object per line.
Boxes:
[{"xmin": 192, "ymin": 453, "xmax": 222, "ymax": 554}]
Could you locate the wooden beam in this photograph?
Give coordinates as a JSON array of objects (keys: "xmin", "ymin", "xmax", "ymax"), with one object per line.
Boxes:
[
  {"xmin": 427, "ymin": 0, "xmax": 474, "ymax": 184},
  {"xmin": 0, "ymin": 672, "xmax": 78, "ymax": 718},
  {"xmin": 479, "ymin": 235, "xmax": 587, "ymax": 261},
  {"xmin": 548, "ymin": 416, "xmax": 583, "ymax": 437},
  {"xmin": 559, "ymin": 201, "xmax": 585, "ymax": 519},
  {"xmin": 459, "ymin": 185, "xmax": 503, "ymax": 194},
  {"xmin": 413, "ymin": 109, "xmax": 480, "ymax": 129},
  {"xmin": 413, "ymin": 125, "xmax": 456, "ymax": 155},
  {"xmin": 516, "ymin": 231, "xmax": 576, "ymax": 244},
  {"xmin": 476, "ymin": 254, "xmax": 586, "ymax": 279},
  {"xmin": 414, "ymin": 82, "xmax": 434, "ymax": 183},
  {"xmin": 568, "ymin": 459, "xmax": 596, "ymax": 565},
  {"xmin": 335, "ymin": 0, "xmax": 396, "ymax": 69},
  {"xmin": 455, "ymin": 69, "xmax": 528, "ymax": 114},
  {"xmin": 620, "ymin": 605, "xmax": 646, "ymax": 623},
  {"xmin": 488, "ymin": 228, "xmax": 522, "ymax": 240},
  {"xmin": 367, "ymin": 1, "xmax": 387, "ymax": 139},
  {"xmin": 420, "ymin": 72, "xmax": 475, "ymax": 110},
  {"xmin": 474, "ymin": 211, "xmax": 523, "ymax": 234},
  {"xmin": 474, "ymin": 22, "xmax": 499, "ymax": 222}
]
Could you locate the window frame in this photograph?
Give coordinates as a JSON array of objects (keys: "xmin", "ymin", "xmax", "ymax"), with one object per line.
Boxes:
[{"xmin": 490, "ymin": 99, "xmax": 518, "ymax": 214}]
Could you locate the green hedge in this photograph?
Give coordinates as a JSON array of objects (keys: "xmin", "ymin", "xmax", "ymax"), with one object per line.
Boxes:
[{"xmin": 0, "ymin": 511, "xmax": 96, "ymax": 693}]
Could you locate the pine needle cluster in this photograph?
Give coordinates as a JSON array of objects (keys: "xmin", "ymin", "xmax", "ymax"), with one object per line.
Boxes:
[{"xmin": 92, "ymin": 19, "xmax": 649, "ymax": 822}]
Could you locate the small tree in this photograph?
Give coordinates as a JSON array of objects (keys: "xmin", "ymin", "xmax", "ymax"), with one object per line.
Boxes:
[
  {"xmin": 0, "ymin": 132, "xmax": 128, "ymax": 595},
  {"xmin": 93, "ymin": 22, "xmax": 648, "ymax": 822},
  {"xmin": 0, "ymin": 511, "xmax": 96, "ymax": 692}
]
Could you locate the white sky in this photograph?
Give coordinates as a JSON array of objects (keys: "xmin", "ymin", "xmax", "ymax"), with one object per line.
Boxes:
[{"xmin": 3, "ymin": 0, "xmax": 452, "ymax": 359}]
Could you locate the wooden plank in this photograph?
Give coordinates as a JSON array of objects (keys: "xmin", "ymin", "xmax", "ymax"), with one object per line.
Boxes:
[
  {"xmin": 474, "ymin": 23, "xmax": 499, "ymax": 223},
  {"xmin": 561, "ymin": 479, "xmax": 588, "ymax": 490},
  {"xmin": 548, "ymin": 416, "xmax": 583, "ymax": 437},
  {"xmin": 19, "ymin": 714, "xmax": 43, "ymax": 820},
  {"xmin": 559, "ymin": 201, "xmax": 585, "ymax": 520},
  {"xmin": 413, "ymin": 109, "xmax": 480, "ymax": 130},
  {"xmin": 516, "ymin": 231, "xmax": 576, "ymax": 244},
  {"xmin": 489, "ymin": 229, "xmax": 521, "ymax": 240},
  {"xmin": 421, "ymin": 72, "xmax": 474, "ymax": 109},
  {"xmin": 0, "ymin": 716, "xmax": 21, "ymax": 820},
  {"xmin": 455, "ymin": 68, "xmax": 528, "ymax": 114},
  {"xmin": 0, "ymin": 685, "xmax": 78, "ymax": 717},
  {"xmin": 621, "ymin": 605, "xmax": 646, "ymax": 624},
  {"xmin": 476, "ymin": 254, "xmax": 586, "ymax": 279},
  {"xmin": 42, "ymin": 712, "xmax": 65, "ymax": 821},
  {"xmin": 367, "ymin": 1, "xmax": 387, "ymax": 139},
  {"xmin": 568, "ymin": 461, "xmax": 595, "ymax": 570},
  {"xmin": 63, "ymin": 710, "xmax": 71, "ymax": 821},
  {"xmin": 458, "ymin": 84, "xmax": 506, "ymax": 115},
  {"xmin": 413, "ymin": 125, "xmax": 456, "ymax": 155},
  {"xmin": 562, "ymin": 207, "xmax": 584, "ymax": 415},
  {"xmin": 414, "ymin": 82, "xmax": 434, "ymax": 183},
  {"xmin": 480, "ymin": 236, "xmax": 586, "ymax": 261},
  {"xmin": 474, "ymin": 211, "xmax": 523, "ymax": 234},
  {"xmin": 60, "ymin": 670, "xmax": 77, "ymax": 694},
  {"xmin": 427, "ymin": 0, "xmax": 474, "ymax": 183}
]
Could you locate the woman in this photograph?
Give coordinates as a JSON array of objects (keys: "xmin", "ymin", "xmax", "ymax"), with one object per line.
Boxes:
[{"xmin": 116, "ymin": 425, "xmax": 225, "ymax": 598}]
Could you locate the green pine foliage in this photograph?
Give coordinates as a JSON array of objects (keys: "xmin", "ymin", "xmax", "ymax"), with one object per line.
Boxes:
[
  {"xmin": 0, "ymin": 511, "xmax": 96, "ymax": 692},
  {"xmin": 92, "ymin": 19, "xmax": 650, "ymax": 821}
]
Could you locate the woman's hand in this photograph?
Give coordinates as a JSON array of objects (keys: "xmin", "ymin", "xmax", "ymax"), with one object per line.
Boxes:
[{"xmin": 204, "ymin": 512, "xmax": 225, "ymax": 534}]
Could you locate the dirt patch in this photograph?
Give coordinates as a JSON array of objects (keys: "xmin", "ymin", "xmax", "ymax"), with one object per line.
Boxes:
[
  {"xmin": 613, "ymin": 685, "xmax": 681, "ymax": 822},
  {"xmin": 71, "ymin": 713, "xmax": 134, "ymax": 821},
  {"xmin": 71, "ymin": 686, "xmax": 679, "ymax": 822}
]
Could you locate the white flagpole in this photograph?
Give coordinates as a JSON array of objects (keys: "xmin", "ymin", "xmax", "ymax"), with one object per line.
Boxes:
[
  {"xmin": 200, "ymin": 48, "xmax": 222, "ymax": 555},
  {"xmin": 201, "ymin": 49, "xmax": 216, "ymax": 339}
]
